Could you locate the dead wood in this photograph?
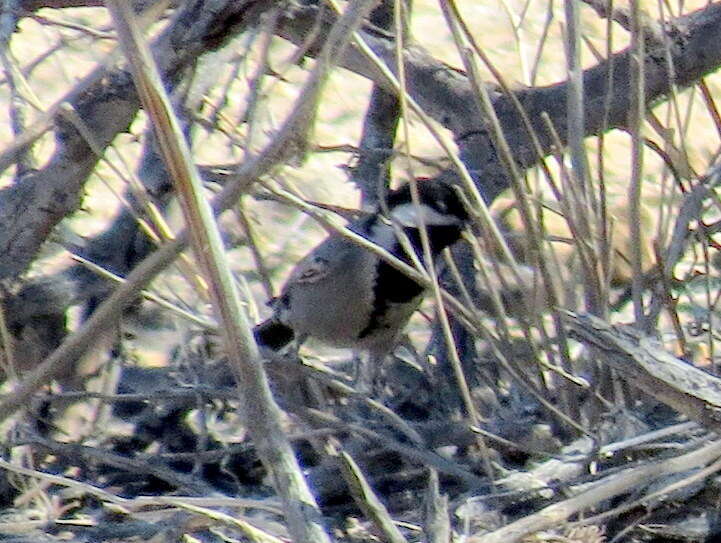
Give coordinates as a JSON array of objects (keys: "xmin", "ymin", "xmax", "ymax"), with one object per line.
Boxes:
[{"xmin": 564, "ymin": 311, "xmax": 721, "ymax": 433}]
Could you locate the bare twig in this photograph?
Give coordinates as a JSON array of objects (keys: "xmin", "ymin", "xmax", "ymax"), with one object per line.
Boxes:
[
  {"xmin": 580, "ymin": 0, "xmax": 666, "ymax": 45},
  {"xmin": 303, "ymin": 408, "xmax": 486, "ymax": 488},
  {"xmin": 473, "ymin": 439, "xmax": 721, "ymax": 543},
  {"xmin": 338, "ymin": 448, "xmax": 409, "ymax": 543},
  {"xmin": 106, "ymin": 2, "xmax": 385, "ymax": 541},
  {"xmin": 563, "ymin": 311, "xmax": 721, "ymax": 432},
  {"xmin": 629, "ymin": 0, "xmax": 647, "ymax": 328},
  {"xmin": 424, "ymin": 469, "xmax": 451, "ymax": 543}
]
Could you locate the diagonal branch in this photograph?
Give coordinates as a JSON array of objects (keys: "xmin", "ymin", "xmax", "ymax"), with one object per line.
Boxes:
[
  {"xmin": 0, "ymin": 0, "xmax": 276, "ymax": 281},
  {"xmin": 563, "ymin": 310, "xmax": 721, "ymax": 433},
  {"xmin": 277, "ymin": 2, "xmax": 721, "ymax": 200}
]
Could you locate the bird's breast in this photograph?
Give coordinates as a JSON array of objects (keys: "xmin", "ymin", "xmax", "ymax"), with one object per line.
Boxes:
[{"xmin": 283, "ymin": 241, "xmax": 378, "ymax": 348}]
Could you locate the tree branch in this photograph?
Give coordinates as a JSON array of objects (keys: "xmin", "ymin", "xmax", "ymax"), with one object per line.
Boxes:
[
  {"xmin": 277, "ymin": 2, "xmax": 721, "ymax": 200},
  {"xmin": 0, "ymin": 0, "xmax": 275, "ymax": 280},
  {"xmin": 563, "ymin": 311, "xmax": 721, "ymax": 433}
]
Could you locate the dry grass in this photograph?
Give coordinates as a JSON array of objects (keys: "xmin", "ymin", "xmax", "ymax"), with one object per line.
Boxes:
[{"xmin": 1, "ymin": 0, "xmax": 721, "ymax": 541}]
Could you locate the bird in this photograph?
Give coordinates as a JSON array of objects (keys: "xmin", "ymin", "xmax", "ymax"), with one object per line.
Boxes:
[{"xmin": 253, "ymin": 179, "xmax": 469, "ymax": 389}]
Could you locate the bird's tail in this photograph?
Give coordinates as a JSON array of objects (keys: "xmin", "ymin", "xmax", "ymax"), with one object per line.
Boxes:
[{"xmin": 253, "ymin": 319, "xmax": 295, "ymax": 350}]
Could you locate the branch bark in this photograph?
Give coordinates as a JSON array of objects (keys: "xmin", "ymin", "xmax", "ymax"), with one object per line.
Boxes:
[
  {"xmin": 475, "ymin": 438, "xmax": 721, "ymax": 543},
  {"xmin": 3, "ymin": 1, "xmax": 721, "ymax": 297},
  {"xmin": 0, "ymin": 0, "xmax": 275, "ymax": 280},
  {"xmin": 277, "ymin": 2, "xmax": 721, "ymax": 201},
  {"xmin": 563, "ymin": 311, "xmax": 721, "ymax": 433}
]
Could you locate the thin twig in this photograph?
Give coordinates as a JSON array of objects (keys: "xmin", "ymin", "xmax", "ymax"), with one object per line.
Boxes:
[
  {"xmin": 338, "ymin": 447, "xmax": 409, "ymax": 543},
  {"xmin": 474, "ymin": 439, "xmax": 721, "ymax": 543}
]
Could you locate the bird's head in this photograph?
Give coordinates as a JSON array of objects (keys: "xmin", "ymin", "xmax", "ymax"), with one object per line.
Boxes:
[{"xmin": 385, "ymin": 179, "xmax": 469, "ymax": 228}]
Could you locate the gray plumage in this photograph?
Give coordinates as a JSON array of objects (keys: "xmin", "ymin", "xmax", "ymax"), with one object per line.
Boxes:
[{"xmin": 254, "ymin": 180, "xmax": 469, "ymax": 359}]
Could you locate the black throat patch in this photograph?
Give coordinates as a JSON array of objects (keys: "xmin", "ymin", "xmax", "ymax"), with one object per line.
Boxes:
[{"xmin": 357, "ymin": 222, "xmax": 462, "ymax": 340}]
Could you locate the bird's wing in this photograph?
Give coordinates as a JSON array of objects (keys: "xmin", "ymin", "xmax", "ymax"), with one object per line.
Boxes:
[{"xmin": 290, "ymin": 256, "xmax": 331, "ymax": 284}]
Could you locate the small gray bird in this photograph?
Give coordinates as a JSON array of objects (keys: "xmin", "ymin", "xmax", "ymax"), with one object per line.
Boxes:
[{"xmin": 254, "ymin": 180, "xmax": 469, "ymax": 383}]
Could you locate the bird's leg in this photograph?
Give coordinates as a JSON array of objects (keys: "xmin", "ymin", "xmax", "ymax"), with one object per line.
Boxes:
[
  {"xmin": 294, "ymin": 333, "xmax": 309, "ymax": 353},
  {"xmin": 353, "ymin": 352, "xmax": 373, "ymax": 395},
  {"xmin": 355, "ymin": 346, "xmax": 389, "ymax": 397}
]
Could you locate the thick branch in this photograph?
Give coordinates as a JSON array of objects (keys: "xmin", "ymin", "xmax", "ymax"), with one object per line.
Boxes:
[
  {"xmin": 0, "ymin": 0, "xmax": 274, "ymax": 280},
  {"xmin": 278, "ymin": 2, "xmax": 721, "ymax": 200},
  {"xmin": 17, "ymin": 1, "xmax": 721, "ymax": 206},
  {"xmin": 4, "ymin": 0, "xmax": 721, "ymax": 376},
  {"xmin": 564, "ymin": 311, "xmax": 721, "ymax": 433}
]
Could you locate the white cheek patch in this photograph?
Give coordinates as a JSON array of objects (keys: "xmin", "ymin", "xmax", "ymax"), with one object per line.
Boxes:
[{"xmin": 390, "ymin": 203, "xmax": 459, "ymax": 227}]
